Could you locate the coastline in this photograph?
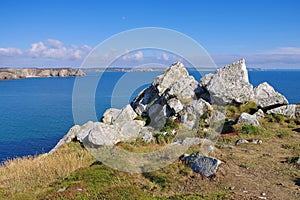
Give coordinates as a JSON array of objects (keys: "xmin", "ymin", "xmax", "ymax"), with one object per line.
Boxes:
[{"xmin": 0, "ymin": 68, "xmax": 85, "ymax": 80}]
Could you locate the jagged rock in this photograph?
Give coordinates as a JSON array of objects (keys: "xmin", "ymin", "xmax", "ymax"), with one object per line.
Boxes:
[
  {"xmin": 131, "ymin": 62, "xmax": 199, "ymax": 118},
  {"xmin": 253, "ymin": 82, "xmax": 288, "ymax": 109},
  {"xmin": 237, "ymin": 112, "xmax": 260, "ymax": 126},
  {"xmin": 254, "ymin": 109, "xmax": 265, "ymax": 120},
  {"xmin": 180, "ymin": 99, "xmax": 212, "ymax": 130},
  {"xmin": 49, "ymin": 125, "xmax": 81, "ymax": 153},
  {"xmin": 152, "ymin": 62, "xmax": 190, "ymax": 95},
  {"xmin": 138, "ymin": 127, "xmax": 154, "ymax": 143},
  {"xmin": 266, "ymin": 104, "xmax": 297, "ymax": 119},
  {"xmin": 200, "ymin": 59, "xmax": 254, "ymax": 105},
  {"xmin": 102, "ymin": 108, "xmax": 121, "ymax": 124},
  {"xmin": 182, "ymin": 153, "xmax": 222, "ymax": 177},
  {"xmin": 167, "ymin": 98, "xmax": 184, "ymax": 113},
  {"xmin": 113, "ymin": 104, "xmax": 137, "ymax": 126}
]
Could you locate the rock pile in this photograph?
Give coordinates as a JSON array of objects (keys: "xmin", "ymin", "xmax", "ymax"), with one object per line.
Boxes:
[{"xmin": 51, "ymin": 59, "xmax": 298, "ymax": 176}]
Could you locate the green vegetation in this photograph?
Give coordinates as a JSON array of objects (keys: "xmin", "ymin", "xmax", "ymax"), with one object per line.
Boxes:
[
  {"xmin": 0, "ymin": 103, "xmax": 299, "ymax": 200},
  {"xmin": 240, "ymin": 125, "xmax": 259, "ymax": 135}
]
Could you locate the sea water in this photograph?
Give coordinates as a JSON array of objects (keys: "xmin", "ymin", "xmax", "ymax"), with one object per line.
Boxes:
[{"xmin": 0, "ymin": 71, "xmax": 299, "ymax": 162}]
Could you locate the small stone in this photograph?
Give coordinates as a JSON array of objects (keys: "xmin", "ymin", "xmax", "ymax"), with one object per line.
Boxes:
[
  {"xmin": 236, "ymin": 139, "xmax": 249, "ymax": 145},
  {"xmin": 261, "ymin": 192, "xmax": 266, "ymax": 196},
  {"xmin": 263, "ymin": 153, "xmax": 273, "ymax": 158},
  {"xmin": 57, "ymin": 188, "xmax": 66, "ymax": 192},
  {"xmin": 258, "ymin": 197, "xmax": 267, "ymax": 200}
]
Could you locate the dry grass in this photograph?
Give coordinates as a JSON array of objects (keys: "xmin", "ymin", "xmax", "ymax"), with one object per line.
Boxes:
[{"xmin": 0, "ymin": 142, "xmax": 94, "ymax": 198}]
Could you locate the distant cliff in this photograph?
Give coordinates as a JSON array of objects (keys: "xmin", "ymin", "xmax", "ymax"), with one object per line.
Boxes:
[{"xmin": 0, "ymin": 68, "xmax": 85, "ymax": 80}]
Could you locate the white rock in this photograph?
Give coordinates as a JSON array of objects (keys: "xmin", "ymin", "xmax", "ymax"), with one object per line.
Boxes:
[
  {"xmin": 266, "ymin": 104, "xmax": 297, "ymax": 119},
  {"xmin": 102, "ymin": 108, "xmax": 121, "ymax": 124},
  {"xmin": 113, "ymin": 104, "xmax": 137, "ymax": 126},
  {"xmin": 238, "ymin": 112, "xmax": 260, "ymax": 127},
  {"xmin": 167, "ymin": 98, "xmax": 184, "ymax": 113},
  {"xmin": 253, "ymin": 82, "xmax": 288, "ymax": 109},
  {"xmin": 200, "ymin": 59, "xmax": 254, "ymax": 104},
  {"xmin": 181, "ymin": 99, "xmax": 212, "ymax": 130}
]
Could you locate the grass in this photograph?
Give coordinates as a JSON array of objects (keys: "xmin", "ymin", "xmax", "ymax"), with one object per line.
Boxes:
[
  {"xmin": 0, "ymin": 103, "xmax": 300, "ymax": 199},
  {"xmin": 0, "ymin": 142, "xmax": 94, "ymax": 199}
]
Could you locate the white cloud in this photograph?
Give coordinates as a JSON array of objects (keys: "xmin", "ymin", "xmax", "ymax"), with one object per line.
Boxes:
[
  {"xmin": 28, "ymin": 39, "xmax": 92, "ymax": 60},
  {"xmin": 122, "ymin": 50, "xmax": 143, "ymax": 61},
  {"xmin": 0, "ymin": 47, "xmax": 22, "ymax": 56},
  {"xmin": 134, "ymin": 51, "xmax": 143, "ymax": 61},
  {"xmin": 265, "ymin": 47, "xmax": 300, "ymax": 55}
]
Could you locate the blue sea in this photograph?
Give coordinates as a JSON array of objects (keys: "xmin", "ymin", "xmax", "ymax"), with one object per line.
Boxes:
[{"xmin": 0, "ymin": 70, "xmax": 299, "ymax": 162}]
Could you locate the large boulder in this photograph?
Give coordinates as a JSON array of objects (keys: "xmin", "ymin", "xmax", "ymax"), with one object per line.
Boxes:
[
  {"xmin": 180, "ymin": 99, "xmax": 212, "ymax": 130},
  {"xmin": 253, "ymin": 82, "xmax": 288, "ymax": 110},
  {"xmin": 237, "ymin": 112, "xmax": 260, "ymax": 127},
  {"xmin": 182, "ymin": 153, "xmax": 222, "ymax": 177},
  {"xmin": 266, "ymin": 104, "xmax": 297, "ymax": 119},
  {"xmin": 200, "ymin": 59, "xmax": 254, "ymax": 105}
]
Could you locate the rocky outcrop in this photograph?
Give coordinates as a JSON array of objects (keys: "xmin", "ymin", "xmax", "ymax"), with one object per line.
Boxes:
[
  {"xmin": 237, "ymin": 112, "xmax": 260, "ymax": 127},
  {"xmin": 0, "ymin": 68, "xmax": 85, "ymax": 80},
  {"xmin": 131, "ymin": 62, "xmax": 200, "ymax": 115},
  {"xmin": 253, "ymin": 82, "xmax": 288, "ymax": 110},
  {"xmin": 200, "ymin": 59, "xmax": 254, "ymax": 105},
  {"xmin": 131, "ymin": 62, "xmax": 204, "ymax": 130},
  {"xmin": 266, "ymin": 105, "xmax": 297, "ymax": 119}
]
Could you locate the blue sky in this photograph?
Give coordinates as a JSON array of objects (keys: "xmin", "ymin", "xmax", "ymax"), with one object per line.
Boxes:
[{"xmin": 0, "ymin": 0, "xmax": 299, "ymax": 68}]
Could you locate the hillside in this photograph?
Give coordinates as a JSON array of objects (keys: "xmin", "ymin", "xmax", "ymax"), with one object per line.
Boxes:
[{"xmin": 0, "ymin": 59, "xmax": 299, "ymax": 199}]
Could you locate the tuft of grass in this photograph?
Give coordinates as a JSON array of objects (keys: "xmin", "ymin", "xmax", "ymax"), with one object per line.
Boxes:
[
  {"xmin": 240, "ymin": 125, "xmax": 259, "ymax": 135},
  {"xmin": 239, "ymin": 101, "xmax": 258, "ymax": 114},
  {"xmin": 0, "ymin": 142, "xmax": 94, "ymax": 198},
  {"xmin": 225, "ymin": 105, "xmax": 239, "ymax": 118},
  {"xmin": 277, "ymin": 129, "xmax": 291, "ymax": 138}
]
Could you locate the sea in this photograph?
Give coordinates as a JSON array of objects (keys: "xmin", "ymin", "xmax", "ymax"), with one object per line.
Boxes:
[{"xmin": 0, "ymin": 70, "xmax": 299, "ymax": 162}]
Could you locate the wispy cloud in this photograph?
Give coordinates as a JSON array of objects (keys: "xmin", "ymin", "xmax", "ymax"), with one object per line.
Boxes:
[
  {"xmin": 0, "ymin": 39, "xmax": 92, "ymax": 67},
  {"xmin": 0, "ymin": 47, "xmax": 23, "ymax": 56},
  {"xmin": 212, "ymin": 47, "xmax": 300, "ymax": 69},
  {"xmin": 1, "ymin": 42, "xmax": 300, "ymax": 68}
]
